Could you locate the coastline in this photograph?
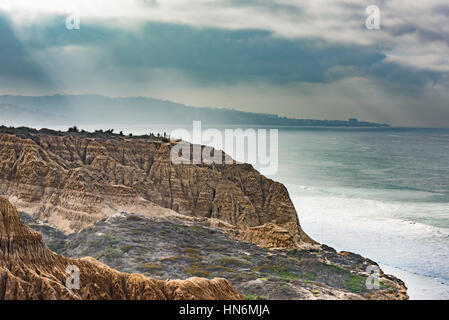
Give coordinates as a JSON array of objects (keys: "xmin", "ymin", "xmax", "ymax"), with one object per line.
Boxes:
[
  {"xmin": 293, "ymin": 191, "xmax": 449, "ymax": 300},
  {"xmin": 380, "ymin": 264, "xmax": 449, "ymax": 300}
]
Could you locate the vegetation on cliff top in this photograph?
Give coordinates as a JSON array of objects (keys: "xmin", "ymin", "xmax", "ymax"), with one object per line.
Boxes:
[
  {"xmin": 0, "ymin": 125, "xmax": 172, "ymax": 142},
  {"xmin": 22, "ymin": 212, "xmax": 408, "ymax": 300}
]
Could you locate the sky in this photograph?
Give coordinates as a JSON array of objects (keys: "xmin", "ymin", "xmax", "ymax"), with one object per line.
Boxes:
[{"xmin": 0, "ymin": 0, "xmax": 448, "ymax": 127}]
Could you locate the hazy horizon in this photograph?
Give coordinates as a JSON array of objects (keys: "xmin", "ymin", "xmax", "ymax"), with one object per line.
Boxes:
[
  {"xmin": 3, "ymin": 92, "xmax": 449, "ymax": 129},
  {"xmin": 0, "ymin": 93, "xmax": 395, "ymax": 131}
]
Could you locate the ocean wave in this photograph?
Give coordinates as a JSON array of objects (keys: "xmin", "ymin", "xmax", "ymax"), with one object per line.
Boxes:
[{"xmin": 291, "ymin": 190, "xmax": 449, "ymax": 298}]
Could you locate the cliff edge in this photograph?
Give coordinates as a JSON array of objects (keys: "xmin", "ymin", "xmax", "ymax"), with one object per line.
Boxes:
[{"xmin": 0, "ymin": 131, "xmax": 313, "ymax": 247}]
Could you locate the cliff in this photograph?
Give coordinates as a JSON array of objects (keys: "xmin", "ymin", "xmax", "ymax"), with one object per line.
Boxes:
[
  {"xmin": 0, "ymin": 197, "xmax": 242, "ymax": 300},
  {"xmin": 0, "ymin": 131, "xmax": 312, "ymax": 247}
]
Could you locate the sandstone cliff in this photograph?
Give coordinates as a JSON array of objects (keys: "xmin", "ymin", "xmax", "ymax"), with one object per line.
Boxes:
[
  {"xmin": 0, "ymin": 197, "xmax": 242, "ymax": 300},
  {"xmin": 0, "ymin": 131, "xmax": 312, "ymax": 247}
]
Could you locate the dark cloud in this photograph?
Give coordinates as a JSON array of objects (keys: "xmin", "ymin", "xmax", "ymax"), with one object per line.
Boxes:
[
  {"xmin": 0, "ymin": 14, "xmax": 52, "ymax": 88},
  {"xmin": 10, "ymin": 18, "xmax": 442, "ymax": 89},
  {"xmin": 433, "ymin": 4, "xmax": 449, "ymax": 17},
  {"xmin": 383, "ymin": 23, "xmax": 449, "ymax": 45},
  {"xmin": 223, "ymin": 0, "xmax": 303, "ymax": 15}
]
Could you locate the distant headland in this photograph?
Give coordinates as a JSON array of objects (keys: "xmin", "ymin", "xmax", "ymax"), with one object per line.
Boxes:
[{"xmin": 0, "ymin": 94, "xmax": 389, "ymax": 127}]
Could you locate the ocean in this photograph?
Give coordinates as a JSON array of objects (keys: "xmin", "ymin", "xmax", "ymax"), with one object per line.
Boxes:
[{"xmin": 272, "ymin": 127, "xmax": 449, "ymax": 299}]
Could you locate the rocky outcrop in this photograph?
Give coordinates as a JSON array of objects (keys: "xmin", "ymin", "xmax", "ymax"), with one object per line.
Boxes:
[
  {"xmin": 0, "ymin": 131, "xmax": 313, "ymax": 247},
  {"xmin": 0, "ymin": 197, "xmax": 242, "ymax": 300},
  {"xmin": 239, "ymin": 223, "xmax": 298, "ymax": 249},
  {"xmin": 22, "ymin": 210, "xmax": 408, "ymax": 300}
]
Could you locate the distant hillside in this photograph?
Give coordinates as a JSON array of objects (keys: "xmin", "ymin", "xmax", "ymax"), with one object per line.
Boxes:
[{"xmin": 0, "ymin": 94, "xmax": 389, "ymax": 127}]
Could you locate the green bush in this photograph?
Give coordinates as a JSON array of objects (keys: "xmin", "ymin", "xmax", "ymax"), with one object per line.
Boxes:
[
  {"xmin": 140, "ymin": 262, "xmax": 164, "ymax": 272},
  {"xmin": 344, "ymin": 274, "xmax": 366, "ymax": 294},
  {"xmin": 120, "ymin": 244, "xmax": 134, "ymax": 253},
  {"xmin": 103, "ymin": 247, "xmax": 123, "ymax": 263},
  {"xmin": 182, "ymin": 263, "xmax": 234, "ymax": 278},
  {"xmin": 159, "ymin": 256, "xmax": 183, "ymax": 263},
  {"xmin": 213, "ymin": 257, "xmax": 252, "ymax": 267},
  {"xmin": 252, "ymin": 265, "xmax": 300, "ymax": 281}
]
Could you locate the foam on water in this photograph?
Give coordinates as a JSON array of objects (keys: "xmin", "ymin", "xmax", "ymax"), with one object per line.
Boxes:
[
  {"xmin": 290, "ymin": 187, "xmax": 449, "ymax": 299},
  {"xmin": 380, "ymin": 264, "xmax": 449, "ymax": 300}
]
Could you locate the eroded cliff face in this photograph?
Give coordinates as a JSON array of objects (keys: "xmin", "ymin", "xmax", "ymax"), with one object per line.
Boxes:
[
  {"xmin": 0, "ymin": 197, "xmax": 242, "ymax": 300},
  {"xmin": 0, "ymin": 133, "xmax": 313, "ymax": 246}
]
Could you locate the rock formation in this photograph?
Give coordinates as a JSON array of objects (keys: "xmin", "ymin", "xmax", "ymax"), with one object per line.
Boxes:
[
  {"xmin": 0, "ymin": 197, "xmax": 242, "ymax": 300},
  {"xmin": 0, "ymin": 131, "xmax": 313, "ymax": 247}
]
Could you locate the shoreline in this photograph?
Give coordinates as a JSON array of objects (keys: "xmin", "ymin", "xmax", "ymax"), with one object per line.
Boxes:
[
  {"xmin": 289, "ymin": 188, "xmax": 449, "ymax": 300},
  {"xmin": 379, "ymin": 264, "xmax": 449, "ymax": 300}
]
